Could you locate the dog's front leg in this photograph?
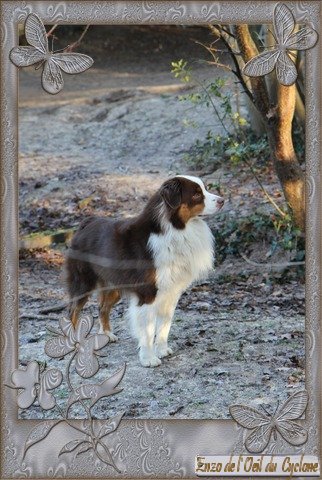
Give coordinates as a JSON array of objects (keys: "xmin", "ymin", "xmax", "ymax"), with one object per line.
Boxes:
[
  {"xmin": 129, "ymin": 299, "xmax": 161, "ymax": 367},
  {"xmin": 154, "ymin": 293, "xmax": 180, "ymax": 358}
]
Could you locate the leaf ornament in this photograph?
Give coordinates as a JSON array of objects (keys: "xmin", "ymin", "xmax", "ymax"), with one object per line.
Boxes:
[
  {"xmin": 9, "ymin": 13, "xmax": 93, "ymax": 94},
  {"xmin": 243, "ymin": 3, "xmax": 318, "ymax": 86},
  {"xmin": 23, "ymin": 419, "xmax": 65, "ymax": 460},
  {"xmin": 58, "ymin": 413, "xmax": 124, "ymax": 466},
  {"xmin": 59, "ymin": 438, "xmax": 93, "ymax": 457},
  {"xmin": 229, "ymin": 390, "xmax": 308, "ymax": 453},
  {"xmin": 67, "ymin": 364, "xmax": 126, "ymax": 412}
]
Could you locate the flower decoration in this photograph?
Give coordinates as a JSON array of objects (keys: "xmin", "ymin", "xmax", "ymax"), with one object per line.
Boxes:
[
  {"xmin": 229, "ymin": 390, "xmax": 308, "ymax": 452},
  {"xmin": 45, "ymin": 315, "xmax": 109, "ymax": 378},
  {"xmin": 7, "ymin": 311, "xmax": 126, "ymax": 472},
  {"xmin": 10, "ymin": 360, "xmax": 62, "ymax": 410},
  {"xmin": 243, "ymin": 3, "xmax": 318, "ymax": 86},
  {"xmin": 9, "ymin": 13, "xmax": 93, "ymax": 94}
]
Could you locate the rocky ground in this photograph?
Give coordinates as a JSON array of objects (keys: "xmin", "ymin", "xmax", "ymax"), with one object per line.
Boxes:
[{"xmin": 18, "ymin": 25, "xmax": 305, "ymax": 420}]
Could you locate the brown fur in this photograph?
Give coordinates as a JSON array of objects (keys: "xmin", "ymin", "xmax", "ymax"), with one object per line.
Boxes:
[
  {"xmin": 66, "ymin": 176, "xmax": 207, "ymax": 332},
  {"xmin": 178, "ymin": 202, "xmax": 204, "ymax": 223},
  {"xmin": 99, "ymin": 289, "xmax": 121, "ymax": 332}
]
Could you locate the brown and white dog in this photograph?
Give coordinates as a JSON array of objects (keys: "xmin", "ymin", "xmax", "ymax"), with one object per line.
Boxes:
[{"xmin": 66, "ymin": 175, "xmax": 224, "ymax": 367}]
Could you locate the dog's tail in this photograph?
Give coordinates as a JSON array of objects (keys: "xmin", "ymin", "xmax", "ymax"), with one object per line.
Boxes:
[
  {"xmin": 65, "ymin": 251, "xmax": 97, "ymax": 302},
  {"xmin": 77, "ymin": 216, "xmax": 96, "ymax": 231},
  {"xmin": 65, "ymin": 220, "xmax": 98, "ymax": 310}
]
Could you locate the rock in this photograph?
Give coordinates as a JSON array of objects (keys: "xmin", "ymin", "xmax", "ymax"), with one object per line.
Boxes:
[{"xmin": 194, "ymin": 301, "xmax": 212, "ymax": 311}]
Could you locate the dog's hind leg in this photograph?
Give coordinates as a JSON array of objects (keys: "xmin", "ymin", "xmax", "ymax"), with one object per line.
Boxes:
[
  {"xmin": 69, "ymin": 295, "xmax": 89, "ymax": 329},
  {"xmin": 99, "ymin": 289, "xmax": 120, "ymax": 342},
  {"xmin": 66, "ymin": 256, "xmax": 97, "ymax": 329}
]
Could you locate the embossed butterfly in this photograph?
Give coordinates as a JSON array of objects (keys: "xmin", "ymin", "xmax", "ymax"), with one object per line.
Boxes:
[
  {"xmin": 243, "ymin": 3, "xmax": 318, "ymax": 86},
  {"xmin": 10, "ymin": 13, "xmax": 93, "ymax": 94},
  {"xmin": 229, "ymin": 390, "xmax": 308, "ymax": 453},
  {"xmin": 10, "ymin": 361, "xmax": 63, "ymax": 410}
]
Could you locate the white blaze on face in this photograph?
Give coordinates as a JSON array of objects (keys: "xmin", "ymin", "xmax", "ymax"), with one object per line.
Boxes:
[{"xmin": 176, "ymin": 175, "xmax": 224, "ymax": 215}]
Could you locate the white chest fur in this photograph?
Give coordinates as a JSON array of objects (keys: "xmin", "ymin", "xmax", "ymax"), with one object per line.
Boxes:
[{"xmin": 148, "ymin": 218, "xmax": 214, "ymax": 294}]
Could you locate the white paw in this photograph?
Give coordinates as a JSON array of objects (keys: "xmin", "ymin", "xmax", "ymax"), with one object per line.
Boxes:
[
  {"xmin": 99, "ymin": 329, "xmax": 118, "ymax": 342},
  {"xmin": 139, "ymin": 351, "xmax": 162, "ymax": 368},
  {"xmin": 156, "ymin": 345, "xmax": 173, "ymax": 358},
  {"xmin": 106, "ymin": 332, "xmax": 118, "ymax": 342}
]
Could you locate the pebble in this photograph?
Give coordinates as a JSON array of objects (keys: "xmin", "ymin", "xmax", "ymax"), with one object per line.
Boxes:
[{"xmin": 194, "ymin": 301, "xmax": 212, "ymax": 311}]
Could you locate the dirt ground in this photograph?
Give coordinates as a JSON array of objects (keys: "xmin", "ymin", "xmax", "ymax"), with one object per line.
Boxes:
[{"xmin": 18, "ymin": 25, "xmax": 305, "ymax": 420}]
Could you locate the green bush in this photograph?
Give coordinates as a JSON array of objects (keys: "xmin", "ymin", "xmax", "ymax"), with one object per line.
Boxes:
[{"xmin": 213, "ymin": 211, "xmax": 304, "ymax": 265}]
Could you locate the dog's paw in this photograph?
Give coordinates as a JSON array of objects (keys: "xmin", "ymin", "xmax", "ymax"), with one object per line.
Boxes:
[
  {"xmin": 99, "ymin": 329, "xmax": 118, "ymax": 342},
  {"xmin": 155, "ymin": 345, "xmax": 173, "ymax": 358},
  {"xmin": 139, "ymin": 352, "xmax": 162, "ymax": 368},
  {"xmin": 106, "ymin": 332, "xmax": 118, "ymax": 342}
]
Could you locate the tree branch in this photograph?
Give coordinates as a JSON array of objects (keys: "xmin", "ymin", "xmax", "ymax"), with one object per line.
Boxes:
[
  {"xmin": 209, "ymin": 25, "xmax": 255, "ymax": 106},
  {"xmin": 64, "ymin": 25, "xmax": 91, "ymax": 53},
  {"xmin": 240, "ymin": 253, "xmax": 304, "ymax": 269},
  {"xmin": 233, "ymin": 25, "xmax": 270, "ymax": 118},
  {"xmin": 47, "ymin": 24, "xmax": 58, "ymax": 38}
]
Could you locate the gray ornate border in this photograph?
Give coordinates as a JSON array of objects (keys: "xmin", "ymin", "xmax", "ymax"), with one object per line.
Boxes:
[{"xmin": 0, "ymin": 1, "xmax": 320, "ymax": 478}]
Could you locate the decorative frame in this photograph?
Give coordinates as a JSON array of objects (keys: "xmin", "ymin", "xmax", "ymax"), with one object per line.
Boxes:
[{"xmin": 0, "ymin": 1, "xmax": 320, "ymax": 478}]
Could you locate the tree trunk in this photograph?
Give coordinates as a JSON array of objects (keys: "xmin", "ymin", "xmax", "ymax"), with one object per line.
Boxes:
[
  {"xmin": 234, "ymin": 25, "xmax": 270, "ymax": 117},
  {"xmin": 267, "ymin": 84, "xmax": 305, "ymax": 231},
  {"xmin": 233, "ymin": 25, "xmax": 305, "ymax": 231}
]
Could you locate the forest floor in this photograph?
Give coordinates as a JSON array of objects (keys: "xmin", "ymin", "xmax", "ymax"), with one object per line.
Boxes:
[{"xmin": 18, "ymin": 26, "xmax": 305, "ymax": 420}]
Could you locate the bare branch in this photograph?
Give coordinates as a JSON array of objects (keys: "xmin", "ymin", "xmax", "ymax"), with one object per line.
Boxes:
[
  {"xmin": 194, "ymin": 41, "xmax": 233, "ymax": 72},
  {"xmin": 240, "ymin": 253, "xmax": 304, "ymax": 269},
  {"xmin": 47, "ymin": 24, "xmax": 58, "ymax": 38},
  {"xmin": 64, "ymin": 25, "xmax": 91, "ymax": 53},
  {"xmin": 40, "ymin": 303, "xmax": 68, "ymax": 314},
  {"xmin": 209, "ymin": 25, "xmax": 255, "ymax": 106},
  {"xmin": 201, "ymin": 60, "xmax": 232, "ymax": 72},
  {"xmin": 213, "ymin": 25, "xmax": 236, "ymax": 39},
  {"xmin": 20, "ymin": 313, "xmax": 61, "ymax": 321},
  {"xmin": 241, "ymin": 156, "xmax": 287, "ymax": 218}
]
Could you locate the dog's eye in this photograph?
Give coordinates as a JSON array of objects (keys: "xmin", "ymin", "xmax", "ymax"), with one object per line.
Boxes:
[{"xmin": 193, "ymin": 192, "xmax": 202, "ymax": 200}]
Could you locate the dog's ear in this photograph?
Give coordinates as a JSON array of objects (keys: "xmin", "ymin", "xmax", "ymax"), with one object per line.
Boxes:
[{"xmin": 160, "ymin": 178, "xmax": 182, "ymax": 209}]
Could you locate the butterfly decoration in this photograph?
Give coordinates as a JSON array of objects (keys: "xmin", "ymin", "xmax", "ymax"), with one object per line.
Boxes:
[
  {"xmin": 243, "ymin": 3, "xmax": 318, "ymax": 86},
  {"xmin": 229, "ymin": 390, "xmax": 308, "ymax": 453},
  {"xmin": 9, "ymin": 13, "xmax": 93, "ymax": 94},
  {"xmin": 10, "ymin": 360, "xmax": 63, "ymax": 410}
]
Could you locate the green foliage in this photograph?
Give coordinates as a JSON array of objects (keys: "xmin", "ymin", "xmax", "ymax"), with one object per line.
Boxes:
[
  {"xmin": 171, "ymin": 60, "xmax": 269, "ymax": 169},
  {"xmin": 171, "ymin": 59, "xmax": 191, "ymax": 83},
  {"xmin": 270, "ymin": 213, "xmax": 304, "ymax": 261},
  {"xmin": 213, "ymin": 211, "xmax": 304, "ymax": 265},
  {"xmin": 171, "ymin": 59, "xmax": 304, "ymax": 271},
  {"xmin": 183, "ymin": 129, "xmax": 269, "ymax": 169}
]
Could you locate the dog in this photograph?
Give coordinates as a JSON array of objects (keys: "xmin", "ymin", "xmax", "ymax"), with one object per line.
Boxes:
[{"xmin": 66, "ymin": 175, "xmax": 224, "ymax": 367}]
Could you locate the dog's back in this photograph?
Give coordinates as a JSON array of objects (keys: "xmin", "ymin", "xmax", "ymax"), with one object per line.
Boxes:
[
  {"xmin": 66, "ymin": 215, "xmax": 157, "ymax": 323},
  {"xmin": 66, "ymin": 216, "xmax": 124, "ymax": 298}
]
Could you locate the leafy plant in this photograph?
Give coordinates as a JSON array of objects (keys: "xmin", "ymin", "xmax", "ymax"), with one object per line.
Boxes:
[
  {"xmin": 213, "ymin": 211, "xmax": 304, "ymax": 266},
  {"xmin": 172, "ymin": 58, "xmax": 306, "ymax": 272},
  {"xmin": 171, "ymin": 61, "xmax": 288, "ymax": 216}
]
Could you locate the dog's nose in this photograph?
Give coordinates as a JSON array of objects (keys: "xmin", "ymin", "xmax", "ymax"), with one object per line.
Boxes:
[{"xmin": 217, "ymin": 197, "xmax": 224, "ymax": 208}]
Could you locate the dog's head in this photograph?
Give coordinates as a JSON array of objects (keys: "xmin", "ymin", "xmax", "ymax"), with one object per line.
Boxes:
[{"xmin": 160, "ymin": 175, "xmax": 224, "ymax": 228}]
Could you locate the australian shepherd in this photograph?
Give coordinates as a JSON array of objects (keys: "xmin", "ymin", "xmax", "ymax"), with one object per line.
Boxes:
[{"xmin": 66, "ymin": 175, "xmax": 224, "ymax": 367}]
